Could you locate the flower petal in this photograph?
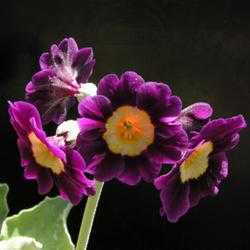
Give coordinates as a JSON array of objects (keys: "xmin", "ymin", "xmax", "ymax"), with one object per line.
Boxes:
[
  {"xmin": 118, "ymin": 157, "xmax": 142, "ymax": 185},
  {"xmin": 31, "ymin": 69, "xmax": 55, "ymax": 87},
  {"xmin": 97, "ymin": 74, "xmax": 120, "ymax": 99},
  {"xmin": 89, "ymin": 153, "xmax": 125, "ymax": 182},
  {"xmin": 59, "ymin": 37, "xmax": 78, "ymax": 62},
  {"xmin": 17, "ymin": 138, "xmax": 31, "ymax": 166},
  {"xmin": 137, "ymin": 155, "xmax": 162, "ymax": 183},
  {"xmin": 200, "ymin": 115, "xmax": 247, "ymax": 141},
  {"xmin": 56, "ymin": 149, "xmax": 95, "ymax": 204},
  {"xmin": 78, "ymin": 95, "xmax": 113, "ymax": 122},
  {"xmin": 147, "ymin": 126, "xmax": 188, "ymax": 164},
  {"xmin": 181, "ymin": 102, "xmax": 213, "ymax": 120},
  {"xmin": 189, "ymin": 152, "xmax": 228, "ymax": 207},
  {"xmin": 136, "ymin": 82, "xmax": 182, "ymax": 121},
  {"xmin": 155, "ymin": 167, "xmax": 190, "ymax": 222},
  {"xmin": 9, "ymin": 101, "xmax": 42, "ymax": 132},
  {"xmin": 97, "ymin": 71, "xmax": 144, "ymax": 108},
  {"xmin": 72, "ymin": 47, "xmax": 93, "ymax": 69},
  {"xmin": 39, "ymin": 52, "xmax": 53, "ymax": 69},
  {"xmin": 24, "ymin": 162, "xmax": 40, "ymax": 179},
  {"xmin": 37, "ymin": 169, "xmax": 54, "ymax": 195},
  {"xmin": 76, "ymin": 59, "xmax": 95, "ymax": 83}
]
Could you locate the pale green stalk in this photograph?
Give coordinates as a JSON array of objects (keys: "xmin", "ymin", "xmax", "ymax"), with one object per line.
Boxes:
[{"xmin": 76, "ymin": 181, "xmax": 104, "ymax": 250}]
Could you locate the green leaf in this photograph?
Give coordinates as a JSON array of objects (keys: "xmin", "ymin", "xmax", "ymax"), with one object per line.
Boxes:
[
  {"xmin": 0, "ymin": 184, "xmax": 9, "ymax": 231},
  {"xmin": 1, "ymin": 196, "xmax": 74, "ymax": 250}
]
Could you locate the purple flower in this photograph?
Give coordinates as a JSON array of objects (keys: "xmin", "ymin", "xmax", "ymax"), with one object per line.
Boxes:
[
  {"xmin": 26, "ymin": 37, "xmax": 96, "ymax": 124},
  {"xmin": 154, "ymin": 115, "xmax": 247, "ymax": 222},
  {"xmin": 9, "ymin": 101, "xmax": 95, "ymax": 205},
  {"xmin": 76, "ymin": 71, "xmax": 188, "ymax": 185}
]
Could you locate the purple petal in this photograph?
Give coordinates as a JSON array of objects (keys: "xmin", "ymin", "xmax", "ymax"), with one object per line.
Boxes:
[
  {"xmin": 97, "ymin": 71, "xmax": 144, "ymax": 107},
  {"xmin": 57, "ymin": 149, "xmax": 95, "ymax": 204},
  {"xmin": 118, "ymin": 158, "xmax": 142, "ymax": 185},
  {"xmin": 97, "ymin": 74, "xmax": 120, "ymax": 99},
  {"xmin": 24, "ymin": 162, "xmax": 40, "ymax": 179},
  {"xmin": 89, "ymin": 153, "xmax": 125, "ymax": 182},
  {"xmin": 209, "ymin": 152, "xmax": 228, "ymax": 182},
  {"xmin": 37, "ymin": 169, "xmax": 54, "ymax": 195},
  {"xmin": 50, "ymin": 44, "xmax": 64, "ymax": 65},
  {"xmin": 189, "ymin": 152, "xmax": 228, "ymax": 207},
  {"xmin": 181, "ymin": 102, "xmax": 213, "ymax": 120},
  {"xmin": 76, "ymin": 59, "xmax": 95, "ymax": 83},
  {"xmin": 147, "ymin": 145, "xmax": 183, "ymax": 164},
  {"xmin": 215, "ymin": 133, "xmax": 240, "ymax": 152},
  {"xmin": 147, "ymin": 126, "xmax": 188, "ymax": 164},
  {"xmin": 8, "ymin": 101, "xmax": 42, "ymax": 132},
  {"xmin": 178, "ymin": 103, "xmax": 213, "ymax": 133},
  {"xmin": 31, "ymin": 69, "xmax": 55, "ymax": 87},
  {"xmin": 59, "ymin": 37, "xmax": 78, "ymax": 62},
  {"xmin": 78, "ymin": 95, "xmax": 113, "ymax": 122},
  {"xmin": 156, "ymin": 167, "xmax": 190, "ymax": 223},
  {"xmin": 154, "ymin": 166, "xmax": 178, "ymax": 190},
  {"xmin": 137, "ymin": 155, "xmax": 162, "ymax": 183},
  {"xmin": 200, "ymin": 115, "xmax": 247, "ymax": 141},
  {"xmin": 77, "ymin": 117, "xmax": 104, "ymax": 132},
  {"xmin": 57, "ymin": 175, "xmax": 84, "ymax": 205},
  {"xmin": 118, "ymin": 71, "xmax": 144, "ymax": 91},
  {"xmin": 25, "ymin": 82, "xmax": 36, "ymax": 93},
  {"xmin": 136, "ymin": 82, "xmax": 181, "ymax": 121},
  {"xmin": 39, "ymin": 52, "xmax": 53, "ymax": 70},
  {"xmin": 17, "ymin": 138, "xmax": 31, "ymax": 166},
  {"xmin": 72, "ymin": 47, "xmax": 93, "ymax": 69},
  {"xmin": 76, "ymin": 130, "xmax": 106, "ymax": 164}
]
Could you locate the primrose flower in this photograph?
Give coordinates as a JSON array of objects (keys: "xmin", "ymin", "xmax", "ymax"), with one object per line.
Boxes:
[
  {"xmin": 76, "ymin": 71, "xmax": 188, "ymax": 185},
  {"xmin": 9, "ymin": 101, "xmax": 95, "ymax": 205},
  {"xmin": 154, "ymin": 115, "xmax": 247, "ymax": 222},
  {"xmin": 26, "ymin": 37, "xmax": 96, "ymax": 124}
]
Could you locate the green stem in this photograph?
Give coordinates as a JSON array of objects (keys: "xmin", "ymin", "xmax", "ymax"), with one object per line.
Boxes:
[{"xmin": 76, "ymin": 181, "xmax": 104, "ymax": 250}]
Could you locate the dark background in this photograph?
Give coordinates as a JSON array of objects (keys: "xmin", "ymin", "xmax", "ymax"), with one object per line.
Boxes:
[{"xmin": 0, "ymin": 1, "xmax": 250, "ymax": 249}]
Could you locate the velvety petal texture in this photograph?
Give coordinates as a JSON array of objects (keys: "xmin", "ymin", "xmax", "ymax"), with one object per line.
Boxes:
[
  {"xmin": 155, "ymin": 115, "xmax": 246, "ymax": 222},
  {"xmin": 9, "ymin": 101, "xmax": 95, "ymax": 205},
  {"xmin": 26, "ymin": 37, "xmax": 95, "ymax": 124},
  {"xmin": 77, "ymin": 71, "xmax": 188, "ymax": 185},
  {"xmin": 178, "ymin": 102, "xmax": 213, "ymax": 134}
]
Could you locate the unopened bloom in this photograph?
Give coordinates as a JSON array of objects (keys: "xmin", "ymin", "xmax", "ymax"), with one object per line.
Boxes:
[
  {"xmin": 9, "ymin": 101, "xmax": 95, "ymax": 205},
  {"xmin": 26, "ymin": 37, "xmax": 96, "ymax": 124},
  {"xmin": 154, "ymin": 115, "xmax": 247, "ymax": 222},
  {"xmin": 76, "ymin": 71, "xmax": 188, "ymax": 185},
  {"xmin": 178, "ymin": 102, "xmax": 213, "ymax": 133},
  {"xmin": 56, "ymin": 119, "xmax": 80, "ymax": 145}
]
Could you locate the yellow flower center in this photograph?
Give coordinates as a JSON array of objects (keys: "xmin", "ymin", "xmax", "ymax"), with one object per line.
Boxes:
[
  {"xmin": 28, "ymin": 132, "xmax": 65, "ymax": 175},
  {"xmin": 103, "ymin": 106, "xmax": 155, "ymax": 156},
  {"xmin": 180, "ymin": 141, "xmax": 213, "ymax": 183}
]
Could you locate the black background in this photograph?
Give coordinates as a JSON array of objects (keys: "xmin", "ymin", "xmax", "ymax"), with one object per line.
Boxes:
[{"xmin": 0, "ymin": 1, "xmax": 250, "ymax": 250}]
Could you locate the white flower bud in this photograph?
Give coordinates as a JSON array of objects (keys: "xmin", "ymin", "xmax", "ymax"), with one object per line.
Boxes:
[
  {"xmin": 56, "ymin": 120, "xmax": 80, "ymax": 144},
  {"xmin": 75, "ymin": 82, "xmax": 97, "ymax": 102}
]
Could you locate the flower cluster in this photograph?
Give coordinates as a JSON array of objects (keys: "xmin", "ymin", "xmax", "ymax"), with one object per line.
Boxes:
[{"xmin": 9, "ymin": 37, "xmax": 246, "ymax": 221}]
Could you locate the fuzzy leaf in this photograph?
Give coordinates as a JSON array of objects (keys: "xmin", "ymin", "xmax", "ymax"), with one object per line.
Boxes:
[
  {"xmin": 0, "ymin": 184, "xmax": 9, "ymax": 231},
  {"xmin": 1, "ymin": 196, "xmax": 74, "ymax": 250}
]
